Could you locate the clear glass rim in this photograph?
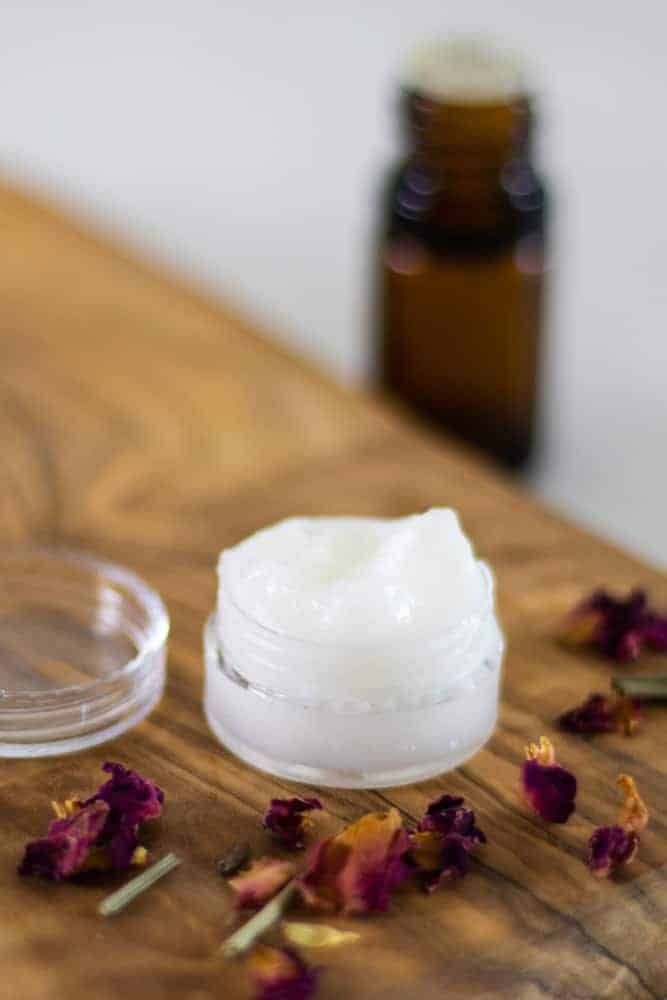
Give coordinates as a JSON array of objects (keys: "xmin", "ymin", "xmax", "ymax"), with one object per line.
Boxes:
[
  {"xmin": 0, "ymin": 546, "xmax": 170, "ymax": 702},
  {"xmin": 204, "ymin": 611, "xmax": 503, "ymax": 712}
]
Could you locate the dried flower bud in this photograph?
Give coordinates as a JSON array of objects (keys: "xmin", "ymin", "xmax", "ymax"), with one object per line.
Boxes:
[
  {"xmin": 588, "ymin": 825, "xmax": 639, "ymax": 878},
  {"xmin": 521, "ymin": 737, "xmax": 577, "ymax": 824},
  {"xmin": 263, "ymin": 797, "xmax": 322, "ymax": 851},
  {"xmin": 408, "ymin": 793, "xmax": 486, "ymax": 892},
  {"xmin": 587, "ymin": 774, "xmax": 649, "ymax": 877}
]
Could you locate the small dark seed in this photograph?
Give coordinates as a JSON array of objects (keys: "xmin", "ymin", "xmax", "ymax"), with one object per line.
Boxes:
[{"xmin": 217, "ymin": 841, "xmax": 251, "ymax": 877}]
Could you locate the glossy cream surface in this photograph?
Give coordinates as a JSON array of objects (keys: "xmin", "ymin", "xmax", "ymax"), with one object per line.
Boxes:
[{"xmin": 217, "ymin": 509, "xmax": 485, "ymax": 644}]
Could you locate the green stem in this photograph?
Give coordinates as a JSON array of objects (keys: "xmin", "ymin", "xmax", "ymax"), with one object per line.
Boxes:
[
  {"xmin": 612, "ymin": 675, "xmax": 667, "ymax": 700},
  {"xmin": 220, "ymin": 880, "xmax": 297, "ymax": 959},
  {"xmin": 97, "ymin": 853, "xmax": 181, "ymax": 917}
]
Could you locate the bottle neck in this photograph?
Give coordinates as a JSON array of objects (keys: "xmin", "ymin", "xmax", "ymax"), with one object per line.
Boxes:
[
  {"xmin": 399, "ymin": 90, "xmax": 534, "ymax": 230},
  {"xmin": 403, "ymin": 90, "xmax": 533, "ymax": 167}
]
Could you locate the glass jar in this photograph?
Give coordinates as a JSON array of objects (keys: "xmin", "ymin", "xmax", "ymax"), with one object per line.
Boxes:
[
  {"xmin": 203, "ymin": 561, "xmax": 503, "ymax": 789},
  {"xmin": 378, "ymin": 39, "xmax": 547, "ymax": 467}
]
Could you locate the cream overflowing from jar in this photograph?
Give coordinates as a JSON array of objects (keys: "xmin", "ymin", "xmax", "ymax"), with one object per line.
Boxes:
[{"xmin": 205, "ymin": 509, "xmax": 504, "ymax": 787}]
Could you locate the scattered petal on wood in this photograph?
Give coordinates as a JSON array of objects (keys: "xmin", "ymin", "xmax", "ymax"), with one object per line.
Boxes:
[
  {"xmin": 616, "ymin": 774, "xmax": 649, "ymax": 833},
  {"xmin": 298, "ymin": 808, "xmax": 410, "ymax": 915},
  {"xmin": 229, "ymin": 858, "xmax": 296, "ymax": 909},
  {"xmin": 521, "ymin": 736, "xmax": 577, "ymax": 824},
  {"xmin": 559, "ymin": 587, "xmax": 667, "ymax": 661},
  {"xmin": 244, "ymin": 944, "xmax": 320, "ymax": 1000},
  {"xmin": 586, "ymin": 774, "xmax": 649, "ymax": 877},
  {"xmin": 556, "ymin": 693, "xmax": 641, "ymax": 736},
  {"xmin": 283, "ymin": 922, "xmax": 360, "ymax": 949},
  {"xmin": 263, "ymin": 798, "xmax": 322, "ymax": 851}
]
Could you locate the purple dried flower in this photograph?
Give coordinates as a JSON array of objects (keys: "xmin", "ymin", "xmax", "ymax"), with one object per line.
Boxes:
[
  {"xmin": 588, "ymin": 825, "xmax": 639, "ymax": 878},
  {"xmin": 408, "ymin": 793, "xmax": 486, "ymax": 892},
  {"xmin": 18, "ymin": 800, "xmax": 110, "ymax": 880},
  {"xmin": 19, "ymin": 762, "xmax": 163, "ymax": 880},
  {"xmin": 408, "ymin": 830, "xmax": 471, "ymax": 890},
  {"xmin": 418, "ymin": 793, "xmax": 487, "ymax": 843},
  {"xmin": 557, "ymin": 693, "xmax": 641, "ymax": 736},
  {"xmin": 521, "ymin": 737, "xmax": 577, "ymax": 824},
  {"xmin": 263, "ymin": 797, "xmax": 322, "ymax": 851},
  {"xmin": 245, "ymin": 945, "xmax": 320, "ymax": 1000},
  {"xmin": 586, "ymin": 774, "xmax": 648, "ymax": 878},
  {"xmin": 84, "ymin": 761, "xmax": 164, "ymax": 868},
  {"xmin": 642, "ymin": 612, "xmax": 667, "ymax": 652},
  {"xmin": 559, "ymin": 588, "xmax": 667, "ymax": 662},
  {"xmin": 86, "ymin": 761, "xmax": 164, "ymax": 826}
]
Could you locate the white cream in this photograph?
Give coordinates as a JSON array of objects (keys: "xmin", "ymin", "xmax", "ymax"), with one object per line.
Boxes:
[
  {"xmin": 205, "ymin": 509, "xmax": 504, "ymax": 788},
  {"xmin": 218, "ymin": 509, "xmax": 484, "ymax": 641}
]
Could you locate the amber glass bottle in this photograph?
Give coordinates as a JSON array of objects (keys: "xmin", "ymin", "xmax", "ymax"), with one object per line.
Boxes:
[{"xmin": 379, "ymin": 42, "xmax": 546, "ymax": 467}]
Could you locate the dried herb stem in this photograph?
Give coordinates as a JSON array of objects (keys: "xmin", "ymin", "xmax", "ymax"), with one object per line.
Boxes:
[
  {"xmin": 97, "ymin": 853, "xmax": 181, "ymax": 917},
  {"xmin": 220, "ymin": 879, "xmax": 297, "ymax": 959},
  {"xmin": 612, "ymin": 675, "xmax": 667, "ymax": 700}
]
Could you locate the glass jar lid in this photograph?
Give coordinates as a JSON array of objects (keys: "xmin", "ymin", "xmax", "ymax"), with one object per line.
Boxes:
[{"xmin": 0, "ymin": 548, "xmax": 169, "ymax": 757}]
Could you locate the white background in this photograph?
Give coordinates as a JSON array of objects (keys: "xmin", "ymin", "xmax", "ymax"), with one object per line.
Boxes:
[{"xmin": 1, "ymin": 2, "xmax": 665, "ymax": 566}]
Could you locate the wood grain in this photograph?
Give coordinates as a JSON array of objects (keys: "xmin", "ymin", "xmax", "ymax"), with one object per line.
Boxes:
[{"xmin": 1, "ymin": 183, "xmax": 665, "ymax": 1000}]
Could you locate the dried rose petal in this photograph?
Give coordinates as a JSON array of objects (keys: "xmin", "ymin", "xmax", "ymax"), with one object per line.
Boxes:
[
  {"xmin": 556, "ymin": 694, "xmax": 616, "ymax": 734},
  {"xmin": 588, "ymin": 825, "xmax": 639, "ymax": 878},
  {"xmin": 244, "ymin": 945, "xmax": 319, "ymax": 1000},
  {"xmin": 417, "ymin": 793, "xmax": 486, "ymax": 843},
  {"xmin": 408, "ymin": 830, "xmax": 472, "ymax": 891},
  {"xmin": 19, "ymin": 762, "xmax": 164, "ymax": 879},
  {"xmin": 228, "ymin": 857, "xmax": 296, "ymax": 909},
  {"xmin": 18, "ymin": 800, "xmax": 110, "ymax": 880},
  {"xmin": 298, "ymin": 808, "xmax": 410, "ymax": 915},
  {"xmin": 616, "ymin": 774, "xmax": 649, "ymax": 833},
  {"xmin": 558, "ymin": 588, "xmax": 645, "ymax": 660},
  {"xmin": 521, "ymin": 737, "xmax": 577, "ymax": 824},
  {"xmin": 557, "ymin": 693, "xmax": 641, "ymax": 736},
  {"xmin": 408, "ymin": 793, "xmax": 486, "ymax": 892},
  {"xmin": 558, "ymin": 588, "xmax": 667, "ymax": 661},
  {"xmin": 263, "ymin": 797, "xmax": 322, "ymax": 851},
  {"xmin": 596, "ymin": 590, "xmax": 648, "ymax": 661},
  {"xmin": 587, "ymin": 774, "xmax": 648, "ymax": 877},
  {"xmin": 642, "ymin": 612, "xmax": 667, "ymax": 652},
  {"xmin": 84, "ymin": 762, "xmax": 164, "ymax": 869}
]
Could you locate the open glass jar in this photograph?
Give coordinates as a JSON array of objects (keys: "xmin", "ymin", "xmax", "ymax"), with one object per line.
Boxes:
[{"xmin": 204, "ymin": 561, "xmax": 503, "ymax": 789}]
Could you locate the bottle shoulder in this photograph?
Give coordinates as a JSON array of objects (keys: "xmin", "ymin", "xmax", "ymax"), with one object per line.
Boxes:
[{"xmin": 382, "ymin": 157, "xmax": 547, "ymax": 253}]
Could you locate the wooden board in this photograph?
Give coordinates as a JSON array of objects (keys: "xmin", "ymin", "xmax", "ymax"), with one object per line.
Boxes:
[{"xmin": 1, "ymin": 184, "xmax": 665, "ymax": 1000}]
